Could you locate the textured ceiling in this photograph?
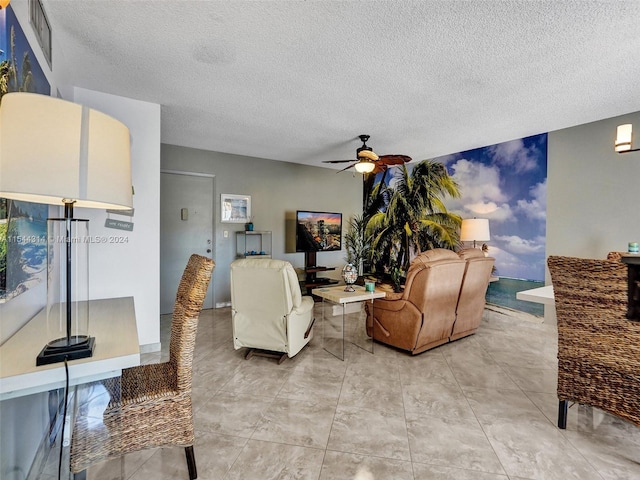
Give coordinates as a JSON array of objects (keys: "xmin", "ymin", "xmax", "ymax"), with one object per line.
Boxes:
[{"xmin": 43, "ymin": 0, "xmax": 640, "ymax": 169}]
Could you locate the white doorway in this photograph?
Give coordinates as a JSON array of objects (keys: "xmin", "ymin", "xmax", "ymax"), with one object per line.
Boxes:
[{"xmin": 160, "ymin": 171, "xmax": 215, "ymax": 314}]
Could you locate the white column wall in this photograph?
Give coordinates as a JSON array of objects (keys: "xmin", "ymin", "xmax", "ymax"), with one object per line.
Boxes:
[{"xmin": 72, "ymin": 88, "xmax": 161, "ymax": 350}]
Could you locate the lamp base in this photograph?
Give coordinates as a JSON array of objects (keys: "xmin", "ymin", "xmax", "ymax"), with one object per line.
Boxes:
[{"xmin": 36, "ymin": 335, "xmax": 95, "ymax": 366}]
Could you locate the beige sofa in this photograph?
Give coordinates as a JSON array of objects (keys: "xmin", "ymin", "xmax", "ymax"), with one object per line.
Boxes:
[{"xmin": 366, "ymin": 248, "xmax": 494, "ymax": 355}]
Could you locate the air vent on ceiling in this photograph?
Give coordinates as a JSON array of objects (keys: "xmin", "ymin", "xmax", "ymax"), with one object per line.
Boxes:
[{"xmin": 29, "ymin": 0, "xmax": 51, "ymax": 69}]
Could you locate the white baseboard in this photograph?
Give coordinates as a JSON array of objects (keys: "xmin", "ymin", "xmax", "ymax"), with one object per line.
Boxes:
[
  {"xmin": 139, "ymin": 342, "xmax": 161, "ymax": 354},
  {"xmin": 215, "ymin": 301, "xmax": 232, "ymax": 308}
]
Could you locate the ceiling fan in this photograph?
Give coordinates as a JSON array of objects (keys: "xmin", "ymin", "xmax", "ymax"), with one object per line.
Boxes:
[{"xmin": 322, "ymin": 134, "xmax": 412, "ymax": 174}]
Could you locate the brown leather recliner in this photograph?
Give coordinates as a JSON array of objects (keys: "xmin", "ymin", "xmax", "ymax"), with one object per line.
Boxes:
[
  {"xmin": 366, "ymin": 249, "xmax": 466, "ymax": 354},
  {"xmin": 451, "ymin": 248, "xmax": 495, "ymax": 341}
]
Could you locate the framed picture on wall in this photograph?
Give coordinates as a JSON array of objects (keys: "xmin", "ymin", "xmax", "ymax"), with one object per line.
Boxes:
[{"xmin": 221, "ymin": 194, "xmax": 251, "ymax": 223}]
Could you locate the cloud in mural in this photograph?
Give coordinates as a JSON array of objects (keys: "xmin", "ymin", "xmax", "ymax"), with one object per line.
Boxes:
[
  {"xmin": 493, "ymin": 234, "xmax": 545, "ymax": 255},
  {"xmin": 465, "ymin": 201, "xmax": 514, "ymax": 222},
  {"xmin": 489, "ymin": 245, "xmax": 545, "ymax": 281},
  {"xmin": 487, "ymin": 138, "xmax": 540, "ymax": 174},
  {"xmin": 516, "ymin": 179, "xmax": 546, "ymax": 221},
  {"xmin": 450, "ymin": 159, "xmax": 505, "ymax": 203},
  {"xmin": 447, "ymin": 159, "xmax": 514, "ymax": 222}
]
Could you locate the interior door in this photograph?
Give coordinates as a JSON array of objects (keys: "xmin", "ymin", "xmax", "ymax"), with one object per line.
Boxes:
[{"xmin": 160, "ymin": 172, "xmax": 214, "ymax": 314}]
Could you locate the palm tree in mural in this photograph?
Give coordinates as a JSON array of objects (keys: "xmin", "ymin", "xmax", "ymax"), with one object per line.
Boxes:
[
  {"xmin": 366, "ymin": 160, "xmax": 462, "ymax": 277},
  {"xmin": 0, "ymin": 25, "xmax": 34, "ymax": 103}
]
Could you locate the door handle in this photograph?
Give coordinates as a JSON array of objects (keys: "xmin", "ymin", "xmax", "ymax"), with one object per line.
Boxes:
[{"xmin": 206, "ymin": 249, "xmax": 212, "ymax": 253}]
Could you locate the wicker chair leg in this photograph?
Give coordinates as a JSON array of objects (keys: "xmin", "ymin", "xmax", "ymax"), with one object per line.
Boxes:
[
  {"xmin": 558, "ymin": 400, "xmax": 568, "ymax": 429},
  {"xmin": 185, "ymin": 445, "xmax": 197, "ymax": 480}
]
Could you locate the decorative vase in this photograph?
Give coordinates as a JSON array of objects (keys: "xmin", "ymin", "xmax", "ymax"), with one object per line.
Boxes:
[
  {"xmin": 245, "ymin": 222, "xmax": 254, "ymax": 231},
  {"xmin": 342, "ymin": 263, "xmax": 358, "ymax": 292}
]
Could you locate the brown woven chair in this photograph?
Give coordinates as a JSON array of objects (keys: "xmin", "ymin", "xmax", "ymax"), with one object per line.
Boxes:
[
  {"xmin": 547, "ymin": 255, "xmax": 640, "ymax": 429},
  {"xmin": 70, "ymin": 254, "xmax": 214, "ymax": 480}
]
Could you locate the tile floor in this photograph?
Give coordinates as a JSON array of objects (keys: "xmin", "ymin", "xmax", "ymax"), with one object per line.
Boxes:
[{"xmin": 85, "ymin": 306, "xmax": 640, "ymax": 480}]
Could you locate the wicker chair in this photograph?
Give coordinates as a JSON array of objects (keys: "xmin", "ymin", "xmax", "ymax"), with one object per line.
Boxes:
[
  {"xmin": 70, "ymin": 254, "xmax": 214, "ymax": 480},
  {"xmin": 547, "ymin": 255, "xmax": 640, "ymax": 429}
]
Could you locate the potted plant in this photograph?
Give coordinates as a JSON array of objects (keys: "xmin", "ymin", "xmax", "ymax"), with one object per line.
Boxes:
[{"xmin": 344, "ymin": 214, "xmax": 369, "ymax": 278}]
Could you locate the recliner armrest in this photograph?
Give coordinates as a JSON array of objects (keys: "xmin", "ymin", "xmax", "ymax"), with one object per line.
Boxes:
[
  {"xmin": 373, "ymin": 297, "xmax": 410, "ymax": 312},
  {"xmin": 383, "ymin": 291, "xmax": 403, "ymax": 301},
  {"xmin": 292, "ymin": 295, "xmax": 314, "ymax": 315}
]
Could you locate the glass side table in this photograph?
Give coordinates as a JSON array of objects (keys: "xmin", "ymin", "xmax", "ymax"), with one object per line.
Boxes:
[{"xmin": 312, "ymin": 285, "xmax": 386, "ymax": 361}]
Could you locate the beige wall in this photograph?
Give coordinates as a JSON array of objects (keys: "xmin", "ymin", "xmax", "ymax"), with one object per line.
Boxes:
[
  {"xmin": 545, "ymin": 110, "xmax": 640, "ymax": 323},
  {"xmin": 161, "ymin": 144, "xmax": 363, "ymax": 306},
  {"xmin": 547, "ymin": 111, "xmax": 640, "ymax": 261}
]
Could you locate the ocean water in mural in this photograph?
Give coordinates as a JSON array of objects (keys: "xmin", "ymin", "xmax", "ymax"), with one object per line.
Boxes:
[
  {"xmin": 486, "ymin": 278, "xmax": 544, "ymax": 317},
  {"xmin": 1, "ymin": 201, "xmax": 48, "ymax": 300},
  {"xmin": 436, "ymin": 134, "xmax": 548, "ymax": 282}
]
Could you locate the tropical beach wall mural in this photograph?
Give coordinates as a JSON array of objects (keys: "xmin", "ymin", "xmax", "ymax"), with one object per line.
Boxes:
[
  {"xmin": 364, "ymin": 133, "xmax": 547, "ymax": 317},
  {"xmin": 436, "ymin": 133, "xmax": 548, "ymax": 317},
  {"xmin": 0, "ymin": 5, "xmax": 51, "ymax": 301}
]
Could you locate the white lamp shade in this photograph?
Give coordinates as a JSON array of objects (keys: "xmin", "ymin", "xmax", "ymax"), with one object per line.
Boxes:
[
  {"xmin": 460, "ymin": 218, "xmax": 490, "ymax": 242},
  {"xmin": 615, "ymin": 124, "xmax": 633, "ymax": 153},
  {"xmin": 354, "ymin": 160, "xmax": 375, "ymax": 173},
  {"xmin": 0, "ymin": 92, "xmax": 132, "ymax": 210}
]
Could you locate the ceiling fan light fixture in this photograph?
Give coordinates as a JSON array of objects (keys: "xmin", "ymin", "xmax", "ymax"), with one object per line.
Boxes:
[
  {"xmin": 358, "ymin": 149, "xmax": 379, "ymax": 161},
  {"xmin": 354, "ymin": 160, "xmax": 375, "ymax": 174}
]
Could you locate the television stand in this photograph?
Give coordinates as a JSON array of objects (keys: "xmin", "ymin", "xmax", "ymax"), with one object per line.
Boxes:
[{"xmin": 302, "ymin": 251, "xmax": 337, "ymax": 295}]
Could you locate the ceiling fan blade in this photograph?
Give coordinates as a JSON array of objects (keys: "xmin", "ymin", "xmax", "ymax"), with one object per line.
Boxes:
[
  {"xmin": 378, "ymin": 154, "xmax": 412, "ymax": 166},
  {"xmin": 322, "ymin": 159, "xmax": 356, "ymax": 164},
  {"xmin": 337, "ymin": 162, "xmax": 356, "ymax": 173},
  {"xmin": 372, "ymin": 164, "xmax": 387, "ymax": 174}
]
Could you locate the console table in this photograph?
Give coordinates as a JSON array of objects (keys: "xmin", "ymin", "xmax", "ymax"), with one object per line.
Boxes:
[{"xmin": 0, "ymin": 297, "xmax": 140, "ymax": 401}]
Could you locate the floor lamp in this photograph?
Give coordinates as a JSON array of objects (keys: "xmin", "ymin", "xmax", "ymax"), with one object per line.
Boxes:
[
  {"xmin": 0, "ymin": 92, "xmax": 132, "ymax": 365},
  {"xmin": 460, "ymin": 218, "xmax": 490, "ymax": 249}
]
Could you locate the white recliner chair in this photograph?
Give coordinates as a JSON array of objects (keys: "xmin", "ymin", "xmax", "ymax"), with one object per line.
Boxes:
[{"xmin": 230, "ymin": 258, "xmax": 315, "ymax": 363}]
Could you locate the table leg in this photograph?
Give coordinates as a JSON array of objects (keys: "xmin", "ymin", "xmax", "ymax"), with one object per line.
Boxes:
[
  {"xmin": 322, "ymin": 299, "xmax": 376, "ymax": 360},
  {"xmin": 322, "ymin": 298, "xmax": 345, "ymax": 361},
  {"xmin": 348, "ymin": 300, "xmax": 373, "ymax": 354}
]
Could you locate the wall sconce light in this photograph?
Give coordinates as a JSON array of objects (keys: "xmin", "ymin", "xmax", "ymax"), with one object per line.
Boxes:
[
  {"xmin": 460, "ymin": 218, "xmax": 490, "ymax": 249},
  {"xmin": 615, "ymin": 124, "xmax": 640, "ymax": 153}
]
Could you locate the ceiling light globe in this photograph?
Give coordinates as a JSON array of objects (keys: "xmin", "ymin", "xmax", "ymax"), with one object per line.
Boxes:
[{"xmin": 354, "ymin": 161, "xmax": 375, "ymax": 174}]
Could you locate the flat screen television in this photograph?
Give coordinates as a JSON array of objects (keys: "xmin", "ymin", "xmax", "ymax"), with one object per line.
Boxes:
[{"xmin": 295, "ymin": 210, "xmax": 342, "ymax": 252}]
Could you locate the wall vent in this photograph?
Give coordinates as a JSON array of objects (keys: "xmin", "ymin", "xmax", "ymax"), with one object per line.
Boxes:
[{"xmin": 29, "ymin": 0, "xmax": 51, "ymax": 69}]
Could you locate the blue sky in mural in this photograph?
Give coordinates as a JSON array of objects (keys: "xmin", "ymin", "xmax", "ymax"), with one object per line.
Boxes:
[
  {"xmin": 435, "ymin": 134, "xmax": 548, "ymax": 281},
  {"xmin": 0, "ymin": 10, "xmax": 5, "ymax": 60},
  {"xmin": 1, "ymin": 6, "xmax": 50, "ymax": 95}
]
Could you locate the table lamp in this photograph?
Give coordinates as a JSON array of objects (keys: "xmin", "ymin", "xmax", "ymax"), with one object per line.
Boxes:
[
  {"xmin": 0, "ymin": 92, "xmax": 132, "ymax": 365},
  {"xmin": 460, "ymin": 218, "xmax": 490, "ymax": 249}
]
